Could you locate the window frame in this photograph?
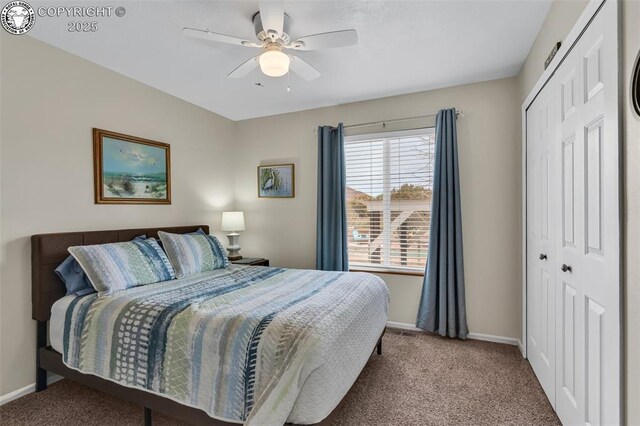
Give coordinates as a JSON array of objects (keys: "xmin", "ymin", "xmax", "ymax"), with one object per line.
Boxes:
[{"xmin": 344, "ymin": 127, "xmax": 435, "ymax": 276}]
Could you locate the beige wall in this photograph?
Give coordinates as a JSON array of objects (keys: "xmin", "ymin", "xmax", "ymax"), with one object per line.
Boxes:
[
  {"xmin": 234, "ymin": 78, "xmax": 521, "ymax": 337},
  {"xmin": 2, "ymin": 30, "xmax": 521, "ymax": 402},
  {"xmin": 622, "ymin": 1, "xmax": 640, "ymax": 423},
  {"xmin": 0, "ymin": 34, "xmax": 236, "ymax": 395},
  {"xmin": 517, "ymin": 0, "xmax": 589, "ymax": 102}
]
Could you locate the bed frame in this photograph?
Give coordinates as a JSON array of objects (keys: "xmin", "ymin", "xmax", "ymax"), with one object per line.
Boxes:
[{"xmin": 32, "ymin": 225, "xmax": 384, "ymax": 426}]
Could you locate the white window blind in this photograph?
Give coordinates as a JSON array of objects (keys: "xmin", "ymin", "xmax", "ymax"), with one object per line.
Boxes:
[{"xmin": 345, "ymin": 128, "xmax": 436, "ymax": 273}]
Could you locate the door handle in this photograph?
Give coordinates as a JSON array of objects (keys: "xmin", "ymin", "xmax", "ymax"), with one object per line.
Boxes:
[
  {"xmin": 539, "ymin": 253, "xmax": 547, "ymax": 260},
  {"xmin": 561, "ymin": 264, "xmax": 572, "ymax": 273}
]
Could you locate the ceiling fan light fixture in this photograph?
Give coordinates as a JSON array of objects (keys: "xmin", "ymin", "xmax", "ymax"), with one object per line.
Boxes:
[
  {"xmin": 184, "ymin": 1, "xmax": 358, "ymax": 81},
  {"xmin": 259, "ymin": 50, "xmax": 290, "ymax": 77}
]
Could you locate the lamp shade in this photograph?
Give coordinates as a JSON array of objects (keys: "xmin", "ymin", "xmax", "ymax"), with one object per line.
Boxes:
[
  {"xmin": 259, "ymin": 50, "xmax": 290, "ymax": 77},
  {"xmin": 221, "ymin": 211, "xmax": 245, "ymax": 232}
]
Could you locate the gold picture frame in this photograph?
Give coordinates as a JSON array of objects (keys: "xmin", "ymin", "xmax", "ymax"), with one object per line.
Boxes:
[
  {"xmin": 257, "ymin": 164, "xmax": 295, "ymax": 198},
  {"xmin": 93, "ymin": 128, "xmax": 171, "ymax": 204}
]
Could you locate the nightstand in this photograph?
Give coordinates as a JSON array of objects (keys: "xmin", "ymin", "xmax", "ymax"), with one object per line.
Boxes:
[{"xmin": 231, "ymin": 257, "xmax": 270, "ymax": 267}]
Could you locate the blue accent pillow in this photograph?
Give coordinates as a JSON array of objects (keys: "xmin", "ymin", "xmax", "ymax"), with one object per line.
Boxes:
[{"xmin": 55, "ymin": 234, "xmax": 146, "ymax": 296}]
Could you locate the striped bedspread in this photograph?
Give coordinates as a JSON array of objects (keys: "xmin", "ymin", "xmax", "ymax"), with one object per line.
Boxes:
[{"xmin": 62, "ymin": 265, "xmax": 389, "ymax": 425}]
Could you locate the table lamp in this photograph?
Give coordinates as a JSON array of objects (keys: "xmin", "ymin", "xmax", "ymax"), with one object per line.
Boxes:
[{"xmin": 221, "ymin": 211, "xmax": 245, "ymax": 260}]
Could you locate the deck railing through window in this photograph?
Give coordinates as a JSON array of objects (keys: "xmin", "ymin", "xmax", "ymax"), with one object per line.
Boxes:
[{"xmin": 345, "ymin": 128, "xmax": 436, "ymax": 272}]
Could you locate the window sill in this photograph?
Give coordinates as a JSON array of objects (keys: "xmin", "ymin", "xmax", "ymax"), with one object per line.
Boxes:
[{"xmin": 349, "ymin": 266, "xmax": 425, "ymax": 277}]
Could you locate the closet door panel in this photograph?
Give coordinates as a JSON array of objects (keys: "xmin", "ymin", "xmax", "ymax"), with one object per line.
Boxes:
[
  {"xmin": 583, "ymin": 36, "xmax": 604, "ymax": 102},
  {"xmin": 585, "ymin": 119, "xmax": 604, "ymax": 257},
  {"xmin": 526, "ymin": 82, "xmax": 557, "ymax": 403},
  {"xmin": 578, "ymin": 3, "xmax": 619, "ymax": 421},
  {"xmin": 554, "ymin": 40, "xmax": 585, "ymax": 424},
  {"xmin": 585, "ymin": 297, "xmax": 605, "ymax": 425},
  {"xmin": 561, "ymin": 281, "xmax": 577, "ymax": 403},
  {"xmin": 561, "ymin": 136, "xmax": 576, "ymax": 248}
]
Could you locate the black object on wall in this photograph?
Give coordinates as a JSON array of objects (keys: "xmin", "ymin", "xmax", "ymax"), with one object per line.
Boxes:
[
  {"xmin": 544, "ymin": 41, "xmax": 562, "ymax": 70},
  {"xmin": 633, "ymin": 50, "xmax": 640, "ymax": 116}
]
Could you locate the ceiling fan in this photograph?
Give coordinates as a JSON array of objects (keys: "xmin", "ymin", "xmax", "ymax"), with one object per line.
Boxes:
[{"xmin": 183, "ymin": 1, "xmax": 358, "ymax": 81}]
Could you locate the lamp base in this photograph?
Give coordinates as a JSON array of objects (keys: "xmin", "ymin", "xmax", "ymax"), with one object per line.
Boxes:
[{"xmin": 226, "ymin": 232, "xmax": 242, "ymax": 261}]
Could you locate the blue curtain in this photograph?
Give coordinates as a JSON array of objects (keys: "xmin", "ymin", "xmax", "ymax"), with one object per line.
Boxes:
[
  {"xmin": 416, "ymin": 109, "xmax": 468, "ymax": 339},
  {"xmin": 316, "ymin": 123, "xmax": 349, "ymax": 271}
]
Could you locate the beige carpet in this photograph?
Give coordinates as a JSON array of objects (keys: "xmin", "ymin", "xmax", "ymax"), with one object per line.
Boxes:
[{"xmin": 0, "ymin": 331, "xmax": 559, "ymax": 425}]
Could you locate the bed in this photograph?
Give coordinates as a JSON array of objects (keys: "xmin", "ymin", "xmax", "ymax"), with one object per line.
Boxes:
[{"xmin": 33, "ymin": 225, "xmax": 389, "ymax": 425}]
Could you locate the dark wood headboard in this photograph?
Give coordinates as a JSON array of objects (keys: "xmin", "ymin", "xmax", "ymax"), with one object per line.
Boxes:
[{"xmin": 31, "ymin": 225, "xmax": 209, "ymax": 322}]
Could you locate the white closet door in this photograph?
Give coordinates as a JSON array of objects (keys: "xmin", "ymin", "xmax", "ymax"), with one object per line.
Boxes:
[
  {"xmin": 555, "ymin": 29, "xmax": 585, "ymax": 425},
  {"xmin": 526, "ymin": 1, "xmax": 620, "ymax": 425},
  {"xmin": 526, "ymin": 80, "xmax": 557, "ymax": 402},
  {"xmin": 574, "ymin": 2, "xmax": 619, "ymax": 424},
  {"xmin": 556, "ymin": 2, "xmax": 620, "ymax": 424}
]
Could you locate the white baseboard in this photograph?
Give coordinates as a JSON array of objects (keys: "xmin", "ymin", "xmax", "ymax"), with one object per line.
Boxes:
[
  {"xmin": 517, "ymin": 339, "xmax": 526, "ymax": 358},
  {"xmin": 386, "ymin": 321, "xmax": 422, "ymax": 332},
  {"xmin": 386, "ymin": 321, "xmax": 518, "ymax": 346},
  {"xmin": 0, "ymin": 373, "xmax": 63, "ymax": 406},
  {"xmin": 467, "ymin": 332, "xmax": 518, "ymax": 346}
]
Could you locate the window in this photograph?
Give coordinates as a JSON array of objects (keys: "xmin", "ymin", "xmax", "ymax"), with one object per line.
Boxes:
[{"xmin": 345, "ymin": 128, "xmax": 436, "ymax": 274}]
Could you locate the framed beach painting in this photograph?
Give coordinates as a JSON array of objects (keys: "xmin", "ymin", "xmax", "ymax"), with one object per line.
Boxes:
[
  {"xmin": 93, "ymin": 128, "xmax": 171, "ymax": 204},
  {"xmin": 257, "ymin": 164, "xmax": 295, "ymax": 198}
]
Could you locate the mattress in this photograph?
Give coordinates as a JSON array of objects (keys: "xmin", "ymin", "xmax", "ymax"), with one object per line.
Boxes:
[
  {"xmin": 55, "ymin": 265, "xmax": 389, "ymax": 425},
  {"xmin": 50, "ymin": 294, "xmax": 77, "ymax": 353}
]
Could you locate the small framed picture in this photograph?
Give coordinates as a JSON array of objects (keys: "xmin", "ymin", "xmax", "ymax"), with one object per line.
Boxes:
[
  {"xmin": 257, "ymin": 164, "xmax": 295, "ymax": 198},
  {"xmin": 93, "ymin": 128, "xmax": 171, "ymax": 204}
]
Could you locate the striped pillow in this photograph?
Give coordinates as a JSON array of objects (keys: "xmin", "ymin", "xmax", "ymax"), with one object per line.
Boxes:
[
  {"xmin": 68, "ymin": 238, "xmax": 176, "ymax": 295},
  {"xmin": 158, "ymin": 231, "xmax": 229, "ymax": 278}
]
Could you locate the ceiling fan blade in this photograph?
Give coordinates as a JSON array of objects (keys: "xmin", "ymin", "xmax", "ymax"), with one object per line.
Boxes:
[
  {"xmin": 227, "ymin": 56, "xmax": 259, "ymax": 78},
  {"xmin": 183, "ymin": 27, "xmax": 261, "ymax": 48},
  {"xmin": 259, "ymin": 0, "xmax": 284, "ymax": 39},
  {"xmin": 289, "ymin": 55, "xmax": 321, "ymax": 81},
  {"xmin": 288, "ymin": 29, "xmax": 358, "ymax": 51}
]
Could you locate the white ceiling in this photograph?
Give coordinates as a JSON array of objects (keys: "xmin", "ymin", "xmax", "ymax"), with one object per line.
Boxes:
[{"xmin": 28, "ymin": 0, "xmax": 552, "ymax": 120}]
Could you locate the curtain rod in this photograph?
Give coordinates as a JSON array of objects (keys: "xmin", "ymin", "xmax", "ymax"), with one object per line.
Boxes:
[
  {"xmin": 344, "ymin": 109, "xmax": 463, "ymax": 130},
  {"xmin": 313, "ymin": 109, "xmax": 463, "ymax": 133}
]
